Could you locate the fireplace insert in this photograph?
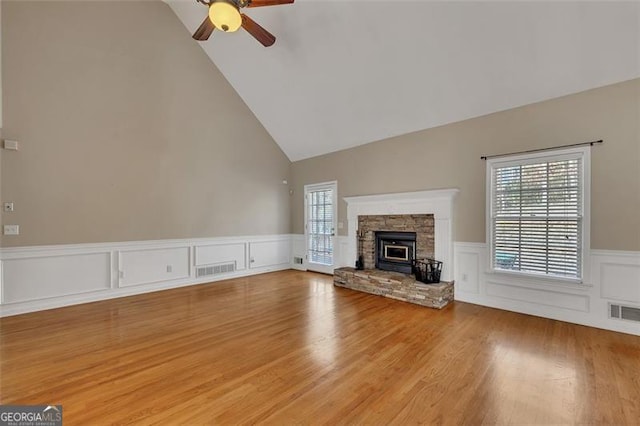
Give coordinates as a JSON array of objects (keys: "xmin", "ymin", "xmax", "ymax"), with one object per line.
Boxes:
[{"xmin": 375, "ymin": 231, "xmax": 416, "ymax": 274}]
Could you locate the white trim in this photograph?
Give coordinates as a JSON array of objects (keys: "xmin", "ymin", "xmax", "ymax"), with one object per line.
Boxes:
[
  {"xmin": 0, "ymin": 234, "xmax": 292, "ymax": 317},
  {"xmin": 344, "ymin": 188, "xmax": 459, "ymax": 281},
  {"xmin": 591, "ymin": 248, "xmax": 640, "ymax": 258},
  {"xmin": 304, "ymin": 180, "xmax": 338, "ymax": 192},
  {"xmin": 0, "ymin": 234, "xmax": 289, "ymax": 257},
  {"xmin": 343, "ymin": 189, "xmax": 460, "ymax": 205}
]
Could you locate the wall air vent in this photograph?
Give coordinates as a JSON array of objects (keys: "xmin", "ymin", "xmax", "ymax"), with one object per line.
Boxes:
[
  {"xmin": 293, "ymin": 257, "xmax": 304, "ymax": 265},
  {"xmin": 196, "ymin": 262, "xmax": 236, "ymax": 278},
  {"xmin": 609, "ymin": 303, "xmax": 640, "ymax": 323}
]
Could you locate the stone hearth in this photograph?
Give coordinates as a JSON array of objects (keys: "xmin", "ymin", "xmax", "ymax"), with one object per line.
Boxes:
[{"xmin": 334, "ymin": 267, "xmax": 454, "ymax": 309}]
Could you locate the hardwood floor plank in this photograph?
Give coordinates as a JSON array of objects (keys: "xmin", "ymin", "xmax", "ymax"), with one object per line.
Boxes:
[{"xmin": 1, "ymin": 270, "xmax": 639, "ymax": 424}]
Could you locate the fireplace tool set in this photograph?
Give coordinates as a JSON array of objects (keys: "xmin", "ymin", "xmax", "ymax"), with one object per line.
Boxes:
[{"xmin": 355, "ymin": 230, "xmax": 365, "ymax": 270}]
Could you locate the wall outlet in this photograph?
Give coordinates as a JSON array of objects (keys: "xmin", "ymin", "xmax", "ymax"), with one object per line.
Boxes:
[
  {"xmin": 4, "ymin": 225, "xmax": 20, "ymax": 235},
  {"xmin": 3, "ymin": 202, "xmax": 14, "ymax": 212},
  {"xmin": 166, "ymin": 265, "xmax": 172, "ymax": 273}
]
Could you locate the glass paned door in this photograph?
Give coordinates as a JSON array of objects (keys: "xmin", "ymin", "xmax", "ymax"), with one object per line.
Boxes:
[{"xmin": 305, "ymin": 182, "xmax": 337, "ymax": 274}]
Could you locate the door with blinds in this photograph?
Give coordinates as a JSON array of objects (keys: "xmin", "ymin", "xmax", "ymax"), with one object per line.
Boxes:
[{"xmin": 304, "ymin": 182, "xmax": 337, "ymax": 274}]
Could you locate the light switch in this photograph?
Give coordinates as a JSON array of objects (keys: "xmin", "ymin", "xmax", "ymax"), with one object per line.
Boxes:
[
  {"xmin": 4, "ymin": 225, "xmax": 20, "ymax": 235},
  {"xmin": 3, "ymin": 202, "xmax": 14, "ymax": 212},
  {"xmin": 3, "ymin": 140, "xmax": 19, "ymax": 151}
]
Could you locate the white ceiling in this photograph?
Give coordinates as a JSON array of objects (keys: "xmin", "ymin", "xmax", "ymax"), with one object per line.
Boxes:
[{"xmin": 167, "ymin": 0, "xmax": 640, "ymax": 161}]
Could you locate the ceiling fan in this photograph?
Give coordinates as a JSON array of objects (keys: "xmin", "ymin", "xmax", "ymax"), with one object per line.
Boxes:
[{"xmin": 192, "ymin": 0, "xmax": 294, "ymax": 47}]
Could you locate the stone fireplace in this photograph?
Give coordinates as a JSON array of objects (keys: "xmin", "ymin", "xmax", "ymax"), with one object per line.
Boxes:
[
  {"xmin": 335, "ymin": 189, "xmax": 458, "ymax": 309},
  {"xmin": 344, "ymin": 189, "xmax": 458, "ymax": 281},
  {"xmin": 358, "ymin": 214, "xmax": 434, "ymax": 272}
]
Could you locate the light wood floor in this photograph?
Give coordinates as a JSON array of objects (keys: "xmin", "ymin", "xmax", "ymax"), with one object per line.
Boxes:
[{"xmin": 1, "ymin": 270, "xmax": 639, "ymax": 424}]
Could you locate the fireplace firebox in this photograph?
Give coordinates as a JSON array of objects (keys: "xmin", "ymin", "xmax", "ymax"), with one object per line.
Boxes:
[{"xmin": 375, "ymin": 231, "xmax": 416, "ymax": 274}]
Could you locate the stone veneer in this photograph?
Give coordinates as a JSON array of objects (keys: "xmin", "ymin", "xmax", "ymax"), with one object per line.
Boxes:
[
  {"xmin": 358, "ymin": 214, "xmax": 434, "ymax": 269},
  {"xmin": 334, "ymin": 267, "xmax": 454, "ymax": 309}
]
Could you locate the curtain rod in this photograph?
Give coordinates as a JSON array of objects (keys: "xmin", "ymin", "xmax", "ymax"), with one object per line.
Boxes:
[{"xmin": 480, "ymin": 140, "xmax": 603, "ymax": 160}]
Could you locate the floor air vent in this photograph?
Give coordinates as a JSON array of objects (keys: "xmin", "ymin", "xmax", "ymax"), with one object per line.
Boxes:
[
  {"xmin": 609, "ymin": 303, "xmax": 640, "ymax": 322},
  {"xmin": 196, "ymin": 262, "xmax": 236, "ymax": 278}
]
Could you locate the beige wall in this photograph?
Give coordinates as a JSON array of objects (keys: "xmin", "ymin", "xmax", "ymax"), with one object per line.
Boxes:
[
  {"xmin": 291, "ymin": 79, "xmax": 640, "ymax": 251},
  {"xmin": 2, "ymin": 1, "xmax": 638, "ymax": 251},
  {"xmin": 1, "ymin": 1, "xmax": 291, "ymax": 247}
]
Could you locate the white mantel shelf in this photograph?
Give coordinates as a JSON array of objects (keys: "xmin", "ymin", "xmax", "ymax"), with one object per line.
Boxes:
[
  {"xmin": 344, "ymin": 188, "xmax": 460, "ymax": 281},
  {"xmin": 344, "ymin": 189, "xmax": 460, "ymax": 205}
]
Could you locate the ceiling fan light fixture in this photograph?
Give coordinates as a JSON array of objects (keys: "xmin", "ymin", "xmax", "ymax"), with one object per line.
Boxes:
[{"xmin": 209, "ymin": 1, "xmax": 242, "ymax": 32}]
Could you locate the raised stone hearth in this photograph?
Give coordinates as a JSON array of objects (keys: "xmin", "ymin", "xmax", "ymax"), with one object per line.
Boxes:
[{"xmin": 334, "ymin": 267, "xmax": 454, "ymax": 309}]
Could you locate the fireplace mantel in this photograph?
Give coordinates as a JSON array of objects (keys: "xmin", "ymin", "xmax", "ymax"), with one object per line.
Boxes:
[{"xmin": 344, "ymin": 189, "xmax": 459, "ymax": 281}]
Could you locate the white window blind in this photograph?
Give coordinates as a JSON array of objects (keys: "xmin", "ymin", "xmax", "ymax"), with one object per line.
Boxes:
[
  {"xmin": 306, "ymin": 188, "xmax": 334, "ymax": 265},
  {"xmin": 490, "ymin": 154, "xmax": 584, "ymax": 279}
]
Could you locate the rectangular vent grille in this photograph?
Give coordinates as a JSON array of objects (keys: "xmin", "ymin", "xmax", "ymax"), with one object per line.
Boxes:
[
  {"xmin": 294, "ymin": 257, "xmax": 304, "ymax": 265},
  {"xmin": 609, "ymin": 303, "xmax": 640, "ymax": 322},
  {"xmin": 196, "ymin": 262, "xmax": 236, "ymax": 278}
]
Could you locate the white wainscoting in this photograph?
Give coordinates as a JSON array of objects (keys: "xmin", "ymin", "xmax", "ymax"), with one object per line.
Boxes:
[
  {"xmin": 455, "ymin": 242, "xmax": 640, "ymax": 336},
  {"xmin": 195, "ymin": 243, "xmax": 247, "ymax": 270},
  {"xmin": 2, "ymin": 252, "xmax": 112, "ymax": 303},
  {"xmin": 337, "ymin": 236, "xmax": 350, "ymax": 268},
  {"xmin": 290, "ymin": 234, "xmax": 351, "ymax": 272},
  {"xmin": 0, "ymin": 235, "xmax": 292, "ymax": 317},
  {"xmin": 291, "ymin": 234, "xmax": 306, "ymax": 271},
  {"xmin": 249, "ymin": 240, "xmax": 290, "ymax": 269},
  {"xmin": 3, "ymin": 235, "xmax": 637, "ymax": 336},
  {"xmin": 119, "ymin": 247, "xmax": 191, "ymax": 288}
]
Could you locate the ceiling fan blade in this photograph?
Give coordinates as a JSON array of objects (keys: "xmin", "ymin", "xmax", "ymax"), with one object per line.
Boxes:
[
  {"xmin": 247, "ymin": 0, "xmax": 294, "ymax": 7},
  {"xmin": 193, "ymin": 16, "xmax": 215, "ymax": 41},
  {"xmin": 241, "ymin": 14, "xmax": 276, "ymax": 47}
]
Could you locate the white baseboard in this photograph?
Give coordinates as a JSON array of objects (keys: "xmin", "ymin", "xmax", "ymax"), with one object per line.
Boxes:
[
  {"xmin": 454, "ymin": 242, "xmax": 640, "ymax": 336},
  {"xmin": 0, "ymin": 234, "xmax": 293, "ymax": 317}
]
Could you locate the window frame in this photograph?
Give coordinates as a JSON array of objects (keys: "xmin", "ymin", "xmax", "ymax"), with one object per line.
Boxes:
[{"xmin": 486, "ymin": 146, "xmax": 591, "ymax": 284}]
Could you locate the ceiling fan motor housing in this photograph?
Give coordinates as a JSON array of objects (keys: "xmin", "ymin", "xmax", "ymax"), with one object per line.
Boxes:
[
  {"xmin": 209, "ymin": 0, "xmax": 242, "ymax": 32},
  {"xmin": 193, "ymin": 0, "xmax": 294, "ymax": 45}
]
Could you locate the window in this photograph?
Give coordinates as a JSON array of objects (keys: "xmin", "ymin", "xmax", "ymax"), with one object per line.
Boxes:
[{"xmin": 487, "ymin": 147, "xmax": 590, "ymax": 281}]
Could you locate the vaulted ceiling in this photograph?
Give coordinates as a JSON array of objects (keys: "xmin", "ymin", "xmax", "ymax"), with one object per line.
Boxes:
[{"xmin": 166, "ymin": 0, "xmax": 640, "ymax": 161}]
